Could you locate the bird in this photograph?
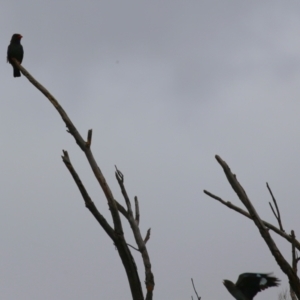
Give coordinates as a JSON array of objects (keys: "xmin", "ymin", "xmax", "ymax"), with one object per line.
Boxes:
[
  {"xmin": 223, "ymin": 273, "xmax": 280, "ymax": 300},
  {"xmin": 7, "ymin": 33, "xmax": 24, "ymax": 77}
]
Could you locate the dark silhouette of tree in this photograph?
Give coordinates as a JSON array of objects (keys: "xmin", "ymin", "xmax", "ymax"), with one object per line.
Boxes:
[
  {"xmin": 11, "ymin": 58, "xmax": 154, "ymax": 300},
  {"xmin": 11, "ymin": 58, "xmax": 300, "ymax": 300}
]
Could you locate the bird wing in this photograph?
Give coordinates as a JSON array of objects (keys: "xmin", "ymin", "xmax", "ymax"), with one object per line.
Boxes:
[{"xmin": 236, "ymin": 273, "xmax": 279, "ymax": 299}]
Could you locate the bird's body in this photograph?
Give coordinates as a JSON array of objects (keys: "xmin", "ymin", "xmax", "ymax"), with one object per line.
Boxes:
[
  {"xmin": 7, "ymin": 33, "xmax": 24, "ymax": 77},
  {"xmin": 223, "ymin": 273, "xmax": 280, "ymax": 300}
]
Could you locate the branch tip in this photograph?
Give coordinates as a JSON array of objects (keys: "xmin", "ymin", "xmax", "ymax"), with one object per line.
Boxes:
[
  {"xmin": 86, "ymin": 129, "xmax": 93, "ymax": 148},
  {"xmin": 267, "ymin": 183, "xmax": 284, "ymax": 231},
  {"xmin": 144, "ymin": 228, "xmax": 151, "ymax": 244},
  {"xmin": 134, "ymin": 196, "xmax": 140, "ymax": 224},
  {"xmin": 191, "ymin": 278, "xmax": 201, "ymax": 300},
  {"xmin": 115, "ymin": 166, "xmax": 124, "ymax": 183}
]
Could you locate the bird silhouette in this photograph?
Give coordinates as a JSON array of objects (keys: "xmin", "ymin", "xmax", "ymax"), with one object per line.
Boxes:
[
  {"xmin": 7, "ymin": 33, "xmax": 24, "ymax": 77},
  {"xmin": 223, "ymin": 273, "xmax": 280, "ymax": 300}
]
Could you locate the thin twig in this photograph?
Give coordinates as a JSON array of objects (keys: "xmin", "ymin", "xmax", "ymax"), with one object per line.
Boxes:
[
  {"xmin": 115, "ymin": 200, "xmax": 129, "ymax": 219},
  {"xmin": 191, "ymin": 278, "xmax": 201, "ymax": 300},
  {"xmin": 135, "ymin": 196, "xmax": 140, "ymax": 225},
  {"xmin": 115, "ymin": 166, "xmax": 133, "ymax": 216},
  {"xmin": 267, "ymin": 182, "xmax": 284, "ymax": 231},
  {"xmin": 86, "ymin": 129, "xmax": 92, "ymax": 149},
  {"xmin": 144, "ymin": 228, "xmax": 151, "ymax": 244},
  {"xmin": 203, "ymin": 190, "xmax": 300, "ymax": 251},
  {"xmin": 127, "ymin": 243, "xmax": 140, "ymax": 252},
  {"xmin": 61, "ymin": 151, "xmax": 115, "ymax": 241}
]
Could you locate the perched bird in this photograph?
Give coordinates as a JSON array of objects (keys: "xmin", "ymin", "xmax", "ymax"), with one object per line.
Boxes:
[
  {"xmin": 223, "ymin": 273, "xmax": 280, "ymax": 300},
  {"xmin": 7, "ymin": 33, "xmax": 24, "ymax": 77}
]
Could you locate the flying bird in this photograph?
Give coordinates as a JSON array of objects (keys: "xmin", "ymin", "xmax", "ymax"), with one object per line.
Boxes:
[
  {"xmin": 223, "ymin": 273, "xmax": 280, "ymax": 300},
  {"xmin": 7, "ymin": 33, "xmax": 24, "ymax": 77}
]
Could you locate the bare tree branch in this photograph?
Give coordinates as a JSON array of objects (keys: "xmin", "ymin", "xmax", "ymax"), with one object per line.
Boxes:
[
  {"xmin": 203, "ymin": 190, "xmax": 300, "ymax": 251},
  {"xmin": 191, "ymin": 278, "xmax": 201, "ymax": 300},
  {"xmin": 115, "ymin": 167, "xmax": 154, "ymax": 300},
  {"xmin": 144, "ymin": 229, "xmax": 151, "ymax": 245},
  {"xmin": 62, "ymin": 151, "xmax": 116, "ymax": 240},
  {"xmin": 115, "ymin": 166, "xmax": 133, "ymax": 216},
  {"xmin": 16, "ymin": 60, "xmax": 145, "ymax": 300},
  {"xmin": 127, "ymin": 243, "xmax": 140, "ymax": 252},
  {"xmin": 267, "ymin": 182, "xmax": 284, "ymax": 232},
  {"xmin": 135, "ymin": 196, "xmax": 140, "ymax": 225},
  {"xmin": 86, "ymin": 129, "xmax": 92, "ymax": 149},
  {"xmin": 291, "ymin": 230, "xmax": 298, "ymax": 274},
  {"xmin": 290, "ymin": 230, "xmax": 298, "ymax": 300},
  {"xmin": 115, "ymin": 200, "xmax": 129, "ymax": 219},
  {"xmin": 13, "ymin": 59, "xmax": 123, "ymax": 233},
  {"xmin": 211, "ymin": 155, "xmax": 300, "ymax": 298}
]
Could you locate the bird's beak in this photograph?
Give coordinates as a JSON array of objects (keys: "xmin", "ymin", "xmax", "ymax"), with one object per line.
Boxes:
[{"xmin": 19, "ymin": 35, "xmax": 23, "ymax": 39}]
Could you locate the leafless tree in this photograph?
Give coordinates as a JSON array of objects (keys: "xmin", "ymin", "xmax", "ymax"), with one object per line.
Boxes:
[
  {"xmin": 13, "ymin": 58, "xmax": 300, "ymax": 299},
  {"xmin": 11, "ymin": 59, "xmax": 154, "ymax": 300},
  {"xmin": 204, "ymin": 155, "xmax": 300, "ymax": 299}
]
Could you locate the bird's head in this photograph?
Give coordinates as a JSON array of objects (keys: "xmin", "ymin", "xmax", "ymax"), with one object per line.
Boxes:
[{"xmin": 11, "ymin": 34, "xmax": 22, "ymax": 42}]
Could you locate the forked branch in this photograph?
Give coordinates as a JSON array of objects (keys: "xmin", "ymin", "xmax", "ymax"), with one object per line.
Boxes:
[
  {"xmin": 203, "ymin": 190, "xmax": 300, "ymax": 251},
  {"xmin": 115, "ymin": 167, "xmax": 154, "ymax": 300}
]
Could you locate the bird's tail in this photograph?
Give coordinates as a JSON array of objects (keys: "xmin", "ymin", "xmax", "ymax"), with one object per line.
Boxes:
[{"xmin": 13, "ymin": 67, "xmax": 21, "ymax": 77}]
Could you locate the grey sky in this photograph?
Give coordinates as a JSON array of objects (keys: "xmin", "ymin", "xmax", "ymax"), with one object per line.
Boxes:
[{"xmin": 1, "ymin": 1, "xmax": 300, "ymax": 299}]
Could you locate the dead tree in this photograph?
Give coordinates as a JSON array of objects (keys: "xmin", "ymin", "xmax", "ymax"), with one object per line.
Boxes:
[
  {"xmin": 204, "ymin": 155, "xmax": 300, "ymax": 299},
  {"xmin": 11, "ymin": 59, "xmax": 154, "ymax": 300}
]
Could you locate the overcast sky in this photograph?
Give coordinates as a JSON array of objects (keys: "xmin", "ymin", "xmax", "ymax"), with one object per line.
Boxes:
[{"xmin": 1, "ymin": 1, "xmax": 300, "ymax": 299}]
